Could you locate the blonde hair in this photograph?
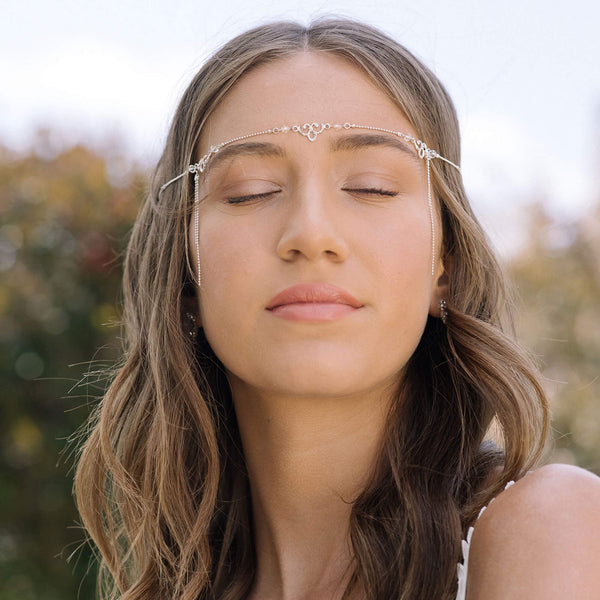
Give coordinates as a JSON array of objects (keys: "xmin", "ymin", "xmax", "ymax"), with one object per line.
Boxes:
[{"xmin": 75, "ymin": 18, "xmax": 549, "ymax": 600}]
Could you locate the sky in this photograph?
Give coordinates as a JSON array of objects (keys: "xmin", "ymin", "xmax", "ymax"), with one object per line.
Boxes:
[{"xmin": 2, "ymin": 0, "xmax": 599, "ymax": 254}]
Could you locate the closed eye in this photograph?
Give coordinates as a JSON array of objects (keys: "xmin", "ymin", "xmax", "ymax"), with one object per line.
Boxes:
[
  {"xmin": 342, "ymin": 187, "xmax": 398, "ymax": 197},
  {"xmin": 226, "ymin": 190, "xmax": 281, "ymax": 204},
  {"xmin": 226, "ymin": 187, "xmax": 397, "ymax": 204}
]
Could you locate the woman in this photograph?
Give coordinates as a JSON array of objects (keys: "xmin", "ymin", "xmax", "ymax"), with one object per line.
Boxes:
[{"xmin": 75, "ymin": 18, "xmax": 600, "ymax": 600}]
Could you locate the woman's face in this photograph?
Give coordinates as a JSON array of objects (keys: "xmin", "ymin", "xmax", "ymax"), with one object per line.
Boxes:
[{"xmin": 193, "ymin": 52, "xmax": 447, "ymax": 401}]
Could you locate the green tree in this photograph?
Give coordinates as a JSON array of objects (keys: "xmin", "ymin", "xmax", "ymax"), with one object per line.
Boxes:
[
  {"xmin": 0, "ymin": 132, "xmax": 146, "ymax": 599},
  {"xmin": 508, "ymin": 202, "xmax": 600, "ymax": 473}
]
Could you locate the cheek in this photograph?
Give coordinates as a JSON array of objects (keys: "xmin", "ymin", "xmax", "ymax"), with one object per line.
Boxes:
[
  {"xmin": 202, "ymin": 230, "xmax": 252, "ymax": 289},
  {"xmin": 369, "ymin": 206, "xmax": 433, "ymax": 278},
  {"xmin": 194, "ymin": 213, "xmax": 262, "ymax": 333},
  {"xmin": 368, "ymin": 207, "xmax": 437, "ymax": 327}
]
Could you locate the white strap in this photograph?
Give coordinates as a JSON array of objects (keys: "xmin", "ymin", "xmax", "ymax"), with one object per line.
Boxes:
[{"xmin": 455, "ymin": 480, "xmax": 516, "ymax": 600}]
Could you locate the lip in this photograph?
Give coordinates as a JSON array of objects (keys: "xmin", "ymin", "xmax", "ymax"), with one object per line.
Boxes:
[{"xmin": 266, "ymin": 283, "xmax": 363, "ymax": 322}]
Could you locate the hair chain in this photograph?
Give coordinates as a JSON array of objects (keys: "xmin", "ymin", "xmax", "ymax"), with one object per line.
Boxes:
[
  {"xmin": 194, "ymin": 171, "xmax": 201, "ymax": 287},
  {"xmin": 165, "ymin": 122, "xmax": 461, "ymax": 287},
  {"xmin": 427, "ymin": 158, "xmax": 435, "ymax": 277},
  {"xmin": 159, "ymin": 122, "xmax": 460, "ymax": 200}
]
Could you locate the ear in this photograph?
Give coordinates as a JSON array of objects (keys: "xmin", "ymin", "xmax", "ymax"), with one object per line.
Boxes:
[{"xmin": 429, "ymin": 254, "xmax": 451, "ymax": 318}]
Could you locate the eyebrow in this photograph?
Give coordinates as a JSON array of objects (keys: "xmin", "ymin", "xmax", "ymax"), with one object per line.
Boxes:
[
  {"xmin": 330, "ymin": 133, "xmax": 419, "ymax": 161},
  {"xmin": 202, "ymin": 131, "xmax": 420, "ymax": 173},
  {"xmin": 203, "ymin": 141, "xmax": 286, "ymax": 172}
]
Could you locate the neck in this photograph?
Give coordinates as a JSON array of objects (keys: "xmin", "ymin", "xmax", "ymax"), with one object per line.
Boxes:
[{"xmin": 230, "ymin": 381, "xmax": 391, "ymax": 600}]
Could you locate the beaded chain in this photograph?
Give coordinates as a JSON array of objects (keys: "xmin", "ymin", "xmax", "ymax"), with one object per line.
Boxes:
[{"xmin": 158, "ymin": 122, "xmax": 461, "ymax": 286}]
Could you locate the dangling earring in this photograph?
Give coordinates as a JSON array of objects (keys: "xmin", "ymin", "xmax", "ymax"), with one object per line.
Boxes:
[
  {"xmin": 440, "ymin": 298, "xmax": 448, "ymax": 325},
  {"xmin": 184, "ymin": 311, "xmax": 198, "ymax": 342}
]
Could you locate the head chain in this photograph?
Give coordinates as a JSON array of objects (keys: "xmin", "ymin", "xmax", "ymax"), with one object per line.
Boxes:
[{"xmin": 158, "ymin": 122, "xmax": 461, "ymax": 286}]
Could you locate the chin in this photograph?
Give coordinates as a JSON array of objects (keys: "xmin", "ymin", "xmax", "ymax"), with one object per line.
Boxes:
[{"xmin": 232, "ymin": 359, "xmax": 401, "ymax": 401}]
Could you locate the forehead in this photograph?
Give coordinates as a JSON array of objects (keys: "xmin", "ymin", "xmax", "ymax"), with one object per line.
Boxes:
[{"xmin": 199, "ymin": 51, "xmax": 417, "ymax": 154}]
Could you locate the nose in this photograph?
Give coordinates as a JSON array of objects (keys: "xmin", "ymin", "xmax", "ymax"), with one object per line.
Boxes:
[{"xmin": 275, "ymin": 181, "xmax": 350, "ymax": 263}]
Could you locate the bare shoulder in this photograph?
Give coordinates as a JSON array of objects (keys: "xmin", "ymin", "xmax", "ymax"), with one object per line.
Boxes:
[{"xmin": 466, "ymin": 463, "xmax": 600, "ymax": 599}]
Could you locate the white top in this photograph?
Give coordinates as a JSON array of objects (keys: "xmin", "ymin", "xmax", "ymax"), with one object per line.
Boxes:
[{"xmin": 455, "ymin": 480, "xmax": 516, "ymax": 600}]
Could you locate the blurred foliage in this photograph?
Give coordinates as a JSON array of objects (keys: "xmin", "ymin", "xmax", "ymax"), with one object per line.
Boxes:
[
  {"xmin": 0, "ymin": 130, "xmax": 145, "ymax": 599},
  {"xmin": 0, "ymin": 130, "xmax": 599, "ymax": 598},
  {"xmin": 508, "ymin": 202, "xmax": 600, "ymax": 473}
]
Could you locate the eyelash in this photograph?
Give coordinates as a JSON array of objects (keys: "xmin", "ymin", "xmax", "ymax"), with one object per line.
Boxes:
[
  {"xmin": 226, "ymin": 187, "xmax": 397, "ymax": 204},
  {"xmin": 226, "ymin": 191, "xmax": 278, "ymax": 204},
  {"xmin": 342, "ymin": 187, "xmax": 397, "ymax": 197}
]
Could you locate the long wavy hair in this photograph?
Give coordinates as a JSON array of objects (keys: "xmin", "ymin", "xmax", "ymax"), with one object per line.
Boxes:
[{"xmin": 75, "ymin": 18, "xmax": 549, "ymax": 600}]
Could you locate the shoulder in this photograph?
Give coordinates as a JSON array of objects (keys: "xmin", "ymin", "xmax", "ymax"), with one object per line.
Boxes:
[{"xmin": 466, "ymin": 463, "xmax": 600, "ymax": 599}]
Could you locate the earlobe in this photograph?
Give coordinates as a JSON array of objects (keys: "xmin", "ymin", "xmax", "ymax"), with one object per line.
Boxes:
[{"xmin": 436, "ymin": 268, "xmax": 450, "ymax": 296}]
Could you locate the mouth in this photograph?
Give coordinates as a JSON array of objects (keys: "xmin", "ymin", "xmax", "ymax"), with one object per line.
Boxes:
[{"xmin": 266, "ymin": 283, "xmax": 363, "ymax": 322}]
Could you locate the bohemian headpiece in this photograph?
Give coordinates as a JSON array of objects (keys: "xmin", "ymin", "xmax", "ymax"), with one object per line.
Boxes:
[{"xmin": 158, "ymin": 122, "xmax": 461, "ymax": 286}]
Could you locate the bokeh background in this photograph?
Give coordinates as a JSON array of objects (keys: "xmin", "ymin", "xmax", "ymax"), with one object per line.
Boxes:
[{"xmin": 1, "ymin": 0, "xmax": 599, "ymax": 598}]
